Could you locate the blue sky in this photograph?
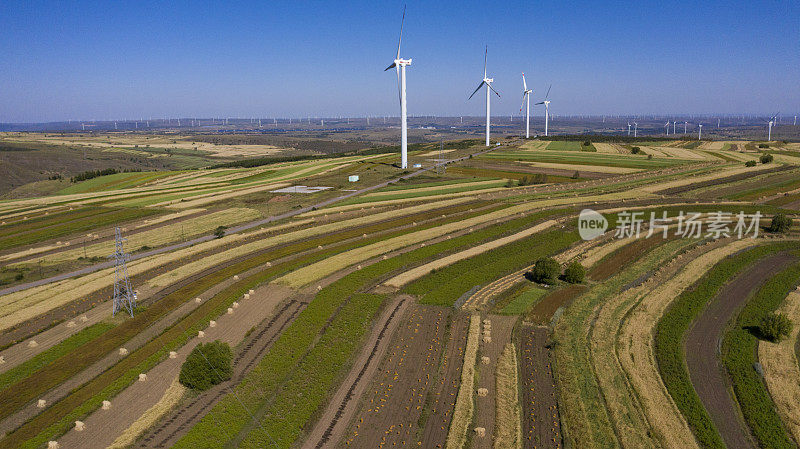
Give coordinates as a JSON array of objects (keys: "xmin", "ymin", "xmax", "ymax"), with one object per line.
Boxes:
[{"xmin": 1, "ymin": 0, "xmax": 798, "ymax": 122}]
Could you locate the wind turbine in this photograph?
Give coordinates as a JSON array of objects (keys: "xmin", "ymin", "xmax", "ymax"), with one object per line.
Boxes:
[
  {"xmin": 633, "ymin": 121, "xmax": 638, "ymax": 138},
  {"xmin": 698, "ymin": 124, "xmax": 703, "ymax": 140},
  {"xmin": 384, "ymin": 6, "xmax": 411, "ymax": 169},
  {"xmin": 520, "ymin": 73, "xmax": 532, "ymax": 138},
  {"xmin": 627, "ymin": 121, "xmax": 631, "ymax": 136},
  {"xmin": 384, "ymin": 6, "xmax": 412, "ymax": 168},
  {"xmin": 766, "ymin": 113, "xmax": 778, "ymax": 141},
  {"xmin": 684, "ymin": 121, "xmax": 687, "ymax": 134},
  {"xmin": 665, "ymin": 121, "xmax": 670, "ymax": 135},
  {"xmin": 535, "ymin": 85, "xmax": 552, "ymax": 136},
  {"xmin": 469, "ymin": 46, "xmax": 501, "ymax": 146}
]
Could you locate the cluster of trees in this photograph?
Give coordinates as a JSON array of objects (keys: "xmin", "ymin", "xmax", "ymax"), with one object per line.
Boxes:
[
  {"xmin": 70, "ymin": 167, "xmax": 142, "ymax": 183},
  {"xmin": 527, "ymin": 257, "xmax": 585, "ymax": 285},
  {"xmin": 759, "ymin": 313, "xmax": 792, "ymax": 342},
  {"xmin": 179, "ymin": 340, "xmax": 233, "ymax": 391},
  {"xmin": 516, "ymin": 174, "xmax": 548, "ymax": 186},
  {"xmin": 766, "ymin": 213, "xmax": 792, "ymax": 233}
]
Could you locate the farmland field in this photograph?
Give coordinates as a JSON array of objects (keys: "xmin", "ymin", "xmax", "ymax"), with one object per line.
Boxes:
[{"xmin": 1, "ymin": 133, "xmax": 799, "ymax": 449}]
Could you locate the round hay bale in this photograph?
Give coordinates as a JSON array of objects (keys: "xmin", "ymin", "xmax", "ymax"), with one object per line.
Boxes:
[
  {"xmin": 80, "ymin": 315, "xmax": 88, "ymax": 322},
  {"xmin": 474, "ymin": 427, "xmax": 486, "ymax": 438},
  {"xmin": 0, "ymin": 356, "xmax": 4, "ymax": 364},
  {"xmin": 233, "ymin": 275, "xmax": 239, "ymax": 280},
  {"xmin": 102, "ymin": 400, "xmax": 111, "ymax": 410},
  {"xmin": 195, "ymin": 297, "xmax": 202, "ymax": 303},
  {"xmin": 382, "ymin": 255, "xmax": 388, "ymax": 260},
  {"xmin": 243, "ymin": 293, "xmax": 250, "ymax": 300},
  {"xmin": 198, "ymin": 330, "xmax": 205, "ymax": 338},
  {"xmin": 169, "ymin": 351, "xmax": 177, "ymax": 359},
  {"xmin": 37, "ymin": 399, "xmax": 46, "ymax": 408},
  {"xmin": 67, "ymin": 321, "xmax": 76, "ymax": 328},
  {"xmin": 318, "ymin": 245, "xmax": 323, "ymax": 249},
  {"xmin": 483, "ymin": 335, "xmax": 492, "ymax": 343},
  {"xmin": 233, "ymin": 301, "xmax": 239, "ymax": 308},
  {"xmin": 227, "ymin": 308, "xmax": 233, "ymax": 315},
  {"xmin": 119, "ymin": 348, "xmax": 128, "ymax": 356},
  {"xmin": 75, "ymin": 421, "xmax": 85, "ymax": 431},
  {"xmin": 28, "ymin": 340, "xmax": 38, "ymax": 348},
  {"xmin": 48, "ymin": 441, "xmax": 60, "ymax": 449},
  {"xmin": 477, "ymin": 388, "xmax": 488, "ymax": 397},
  {"xmin": 481, "ymin": 356, "xmax": 490, "ymax": 364},
  {"xmin": 317, "ymin": 285, "xmax": 322, "ymax": 291},
  {"xmin": 209, "ymin": 320, "xmax": 217, "ymax": 328},
  {"xmin": 357, "ymin": 265, "xmax": 362, "ymax": 270},
  {"xmin": 138, "ymin": 373, "xmax": 147, "ymax": 382},
  {"xmin": 248, "ymin": 289, "xmax": 254, "ymax": 294},
  {"xmin": 266, "ymin": 261, "xmax": 272, "ymax": 267}
]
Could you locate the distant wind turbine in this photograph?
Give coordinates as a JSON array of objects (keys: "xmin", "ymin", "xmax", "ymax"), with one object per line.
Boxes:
[
  {"xmin": 520, "ymin": 73, "xmax": 532, "ymax": 138},
  {"xmin": 665, "ymin": 121, "xmax": 669, "ymax": 135},
  {"xmin": 535, "ymin": 85, "xmax": 552, "ymax": 136},
  {"xmin": 384, "ymin": 5, "xmax": 412, "ymax": 168},
  {"xmin": 766, "ymin": 113, "xmax": 778, "ymax": 141},
  {"xmin": 698, "ymin": 123, "xmax": 703, "ymax": 140},
  {"xmin": 468, "ymin": 46, "xmax": 501, "ymax": 146},
  {"xmin": 627, "ymin": 121, "xmax": 631, "ymax": 136},
  {"xmin": 633, "ymin": 121, "xmax": 638, "ymax": 138}
]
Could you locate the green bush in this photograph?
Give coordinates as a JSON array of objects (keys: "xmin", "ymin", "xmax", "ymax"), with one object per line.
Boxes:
[
  {"xmin": 563, "ymin": 261, "xmax": 585, "ymax": 284},
  {"xmin": 767, "ymin": 213, "xmax": 792, "ymax": 233},
  {"xmin": 745, "ymin": 160, "xmax": 757, "ymax": 167},
  {"xmin": 760, "ymin": 153, "xmax": 774, "ymax": 164},
  {"xmin": 759, "ymin": 313, "xmax": 793, "ymax": 342},
  {"xmin": 179, "ymin": 341, "xmax": 233, "ymax": 391},
  {"xmin": 214, "ymin": 225, "xmax": 227, "ymax": 239},
  {"xmin": 758, "ymin": 143, "xmax": 769, "ymax": 148},
  {"xmin": 529, "ymin": 257, "xmax": 561, "ymax": 284},
  {"xmin": 631, "ymin": 146, "xmax": 641, "ymax": 154},
  {"xmin": 571, "ymin": 170, "xmax": 580, "ymax": 179}
]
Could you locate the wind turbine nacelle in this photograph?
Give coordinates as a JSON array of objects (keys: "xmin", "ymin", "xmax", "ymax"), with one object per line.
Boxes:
[
  {"xmin": 484, "ymin": 77, "xmax": 493, "ymax": 83},
  {"xmin": 396, "ymin": 58, "xmax": 412, "ymax": 66}
]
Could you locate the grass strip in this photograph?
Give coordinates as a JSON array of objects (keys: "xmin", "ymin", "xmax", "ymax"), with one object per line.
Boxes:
[
  {"xmin": 655, "ymin": 241, "xmax": 799, "ymax": 449},
  {"xmin": 445, "ymin": 314, "xmax": 480, "ymax": 449},
  {"xmin": 722, "ymin": 257, "xmax": 800, "ymax": 449}
]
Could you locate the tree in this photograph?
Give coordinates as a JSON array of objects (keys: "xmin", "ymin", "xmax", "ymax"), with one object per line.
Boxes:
[
  {"xmin": 759, "ymin": 313, "xmax": 792, "ymax": 342},
  {"xmin": 214, "ymin": 225, "xmax": 227, "ymax": 239},
  {"xmin": 528, "ymin": 257, "xmax": 560, "ymax": 284},
  {"xmin": 760, "ymin": 153, "xmax": 774, "ymax": 164},
  {"xmin": 766, "ymin": 213, "xmax": 792, "ymax": 233},
  {"xmin": 745, "ymin": 160, "xmax": 757, "ymax": 167},
  {"xmin": 179, "ymin": 340, "xmax": 233, "ymax": 391},
  {"xmin": 571, "ymin": 170, "xmax": 580, "ymax": 179},
  {"xmin": 563, "ymin": 261, "xmax": 585, "ymax": 284},
  {"xmin": 631, "ymin": 146, "xmax": 641, "ymax": 154}
]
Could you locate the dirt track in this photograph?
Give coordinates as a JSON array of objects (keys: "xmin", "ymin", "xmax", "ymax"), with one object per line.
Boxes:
[
  {"xmin": 519, "ymin": 325, "xmax": 561, "ymax": 449},
  {"xmin": 685, "ymin": 252, "xmax": 795, "ymax": 449},
  {"xmin": 300, "ymin": 295, "xmax": 410, "ymax": 449}
]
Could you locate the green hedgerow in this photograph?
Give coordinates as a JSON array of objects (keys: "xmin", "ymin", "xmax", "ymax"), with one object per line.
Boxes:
[{"xmin": 179, "ymin": 341, "xmax": 233, "ymax": 391}]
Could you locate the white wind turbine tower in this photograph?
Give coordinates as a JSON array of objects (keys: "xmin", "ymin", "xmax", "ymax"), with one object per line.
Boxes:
[
  {"xmin": 633, "ymin": 121, "xmax": 638, "ymax": 137},
  {"xmin": 766, "ymin": 113, "xmax": 778, "ymax": 141},
  {"xmin": 535, "ymin": 85, "xmax": 552, "ymax": 136},
  {"xmin": 384, "ymin": 6, "xmax": 412, "ymax": 169},
  {"xmin": 520, "ymin": 73, "xmax": 533, "ymax": 138},
  {"xmin": 664, "ymin": 121, "xmax": 670, "ymax": 135},
  {"xmin": 627, "ymin": 121, "xmax": 631, "ymax": 136},
  {"xmin": 698, "ymin": 123, "xmax": 703, "ymax": 140},
  {"xmin": 468, "ymin": 46, "xmax": 501, "ymax": 146}
]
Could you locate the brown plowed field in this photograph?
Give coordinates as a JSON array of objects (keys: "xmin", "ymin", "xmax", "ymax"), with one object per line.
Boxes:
[
  {"xmin": 685, "ymin": 252, "xmax": 795, "ymax": 449},
  {"xmin": 341, "ymin": 305, "xmax": 465, "ymax": 448},
  {"xmin": 472, "ymin": 314, "xmax": 517, "ymax": 449},
  {"xmin": 519, "ymin": 325, "xmax": 561, "ymax": 449}
]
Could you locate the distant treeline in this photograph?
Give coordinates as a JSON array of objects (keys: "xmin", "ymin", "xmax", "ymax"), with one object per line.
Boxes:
[
  {"xmin": 536, "ymin": 135, "xmax": 711, "ymax": 143},
  {"xmin": 70, "ymin": 168, "xmax": 141, "ymax": 183}
]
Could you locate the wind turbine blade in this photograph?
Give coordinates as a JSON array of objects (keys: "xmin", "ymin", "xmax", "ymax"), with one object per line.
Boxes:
[
  {"xmin": 384, "ymin": 62, "xmax": 397, "ymax": 71},
  {"xmin": 520, "ymin": 93, "xmax": 527, "ymax": 113},
  {"xmin": 522, "ymin": 73, "xmax": 527, "ymax": 91},
  {"xmin": 544, "ymin": 84, "xmax": 552, "ymax": 100},
  {"xmin": 483, "ymin": 46, "xmax": 487, "ymax": 79},
  {"xmin": 534, "ymin": 101, "xmax": 545, "ymax": 105},
  {"xmin": 487, "ymin": 82, "xmax": 501, "ymax": 98},
  {"xmin": 468, "ymin": 81, "xmax": 486, "ymax": 100},
  {"xmin": 396, "ymin": 5, "xmax": 406, "ymax": 60}
]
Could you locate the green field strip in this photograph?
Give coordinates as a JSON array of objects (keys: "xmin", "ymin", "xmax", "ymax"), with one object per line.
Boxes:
[{"xmin": 479, "ymin": 151, "xmax": 691, "ymax": 169}]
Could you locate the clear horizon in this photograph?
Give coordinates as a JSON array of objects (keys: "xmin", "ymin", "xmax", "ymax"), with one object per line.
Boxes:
[{"xmin": 1, "ymin": 1, "xmax": 798, "ymax": 122}]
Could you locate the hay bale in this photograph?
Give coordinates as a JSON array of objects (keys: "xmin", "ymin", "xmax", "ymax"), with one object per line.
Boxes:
[
  {"xmin": 119, "ymin": 348, "xmax": 128, "ymax": 356},
  {"xmin": 102, "ymin": 400, "xmax": 111, "ymax": 410},
  {"xmin": 75, "ymin": 421, "xmax": 85, "ymax": 431},
  {"xmin": 209, "ymin": 320, "xmax": 217, "ymax": 328},
  {"xmin": 80, "ymin": 315, "xmax": 88, "ymax": 322},
  {"xmin": 233, "ymin": 275, "xmax": 239, "ymax": 280},
  {"xmin": 266, "ymin": 261, "xmax": 272, "ymax": 267},
  {"xmin": 48, "ymin": 441, "xmax": 60, "ymax": 449},
  {"xmin": 474, "ymin": 427, "xmax": 486, "ymax": 438},
  {"xmin": 28, "ymin": 340, "xmax": 38, "ymax": 348},
  {"xmin": 477, "ymin": 388, "xmax": 488, "ymax": 397},
  {"xmin": 67, "ymin": 321, "xmax": 76, "ymax": 328},
  {"xmin": 227, "ymin": 308, "xmax": 233, "ymax": 315},
  {"xmin": 195, "ymin": 297, "xmax": 202, "ymax": 303},
  {"xmin": 37, "ymin": 399, "xmax": 46, "ymax": 408},
  {"xmin": 232, "ymin": 301, "xmax": 239, "ymax": 308},
  {"xmin": 243, "ymin": 293, "xmax": 250, "ymax": 300},
  {"xmin": 0, "ymin": 356, "xmax": 4, "ymax": 364},
  {"xmin": 138, "ymin": 373, "xmax": 147, "ymax": 382},
  {"xmin": 317, "ymin": 285, "xmax": 322, "ymax": 291},
  {"xmin": 481, "ymin": 356, "xmax": 490, "ymax": 365},
  {"xmin": 248, "ymin": 289, "xmax": 254, "ymax": 294},
  {"xmin": 357, "ymin": 265, "xmax": 362, "ymax": 270},
  {"xmin": 483, "ymin": 335, "xmax": 492, "ymax": 344},
  {"xmin": 169, "ymin": 351, "xmax": 177, "ymax": 359}
]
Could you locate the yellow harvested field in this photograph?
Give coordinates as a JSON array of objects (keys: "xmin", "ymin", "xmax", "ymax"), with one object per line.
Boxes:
[
  {"xmin": 446, "ymin": 314, "xmax": 480, "ymax": 449},
  {"xmin": 519, "ymin": 161, "xmax": 641, "ymax": 174},
  {"xmin": 420, "ymin": 148, "xmax": 455, "ymax": 157},
  {"xmin": 700, "ymin": 141, "xmax": 725, "ymax": 150},
  {"xmin": 494, "ymin": 343, "xmax": 522, "ymax": 449},
  {"xmin": 593, "ymin": 143, "xmax": 626, "ymax": 154},
  {"xmin": 759, "ymin": 291, "xmax": 800, "ymax": 442},
  {"xmin": 518, "ymin": 140, "xmax": 549, "ymax": 151},
  {"xmin": 362, "ymin": 179, "xmax": 502, "ymax": 197},
  {"xmin": 639, "ymin": 165, "xmax": 770, "ymax": 193},
  {"xmin": 617, "ymin": 238, "xmax": 761, "ymax": 449},
  {"xmin": 107, "ymin": 378, "xmax": 186, "ymax": 449},
  {"xmin": 383, "ymin": 219, "xmax": 557, "ymax": 288},
  {"xmin": 157, "ymin": 182, "xmax": 290, "ymax": 209},
  {"xmin": 652, "ymin": 146, "xmax": 709, "ymax": 160}
]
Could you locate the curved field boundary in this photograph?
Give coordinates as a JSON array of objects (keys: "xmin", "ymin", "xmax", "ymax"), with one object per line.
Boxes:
[
  {"xmin": 445, "ymin": 314, "xmax": 480, "ymax": 449},
  {"xmin": 760, "ymin": 291, "xmax": 800, "ymax": 442},
  {"xmin": 384, "ymin": 219, "xmax": 559, "ymax": 288},
  {"xmin": 720, "ymin": 257, "xmax": 800, "ymax": 448},
  {"xmin": 554, "ymin": 237, "xmax": 692, "ymax": 448},
  {"xmin": 655, "ymin": 241, "xmax": 799, "ymax": 449}
]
